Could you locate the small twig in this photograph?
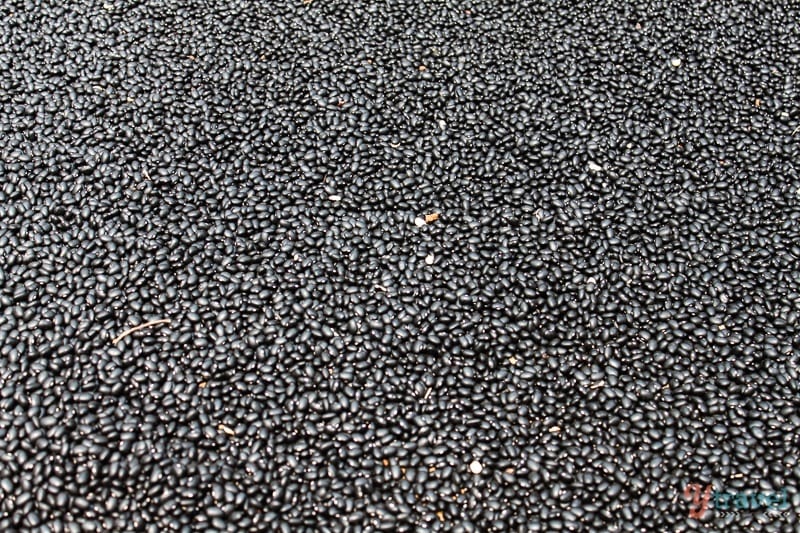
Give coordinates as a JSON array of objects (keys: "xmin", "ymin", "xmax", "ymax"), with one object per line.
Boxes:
[
  {"xmin": 792, "ymin": 124, "xmax": 800, "ymax": 136},
  {"xmin": 112, "ymin": 319, "xmax": 171, "ymax": 344}
]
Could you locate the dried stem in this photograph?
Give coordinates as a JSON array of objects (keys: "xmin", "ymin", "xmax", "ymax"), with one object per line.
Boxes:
[{"xmin": 112, "ymin": 319, "xmax": 171, "ymax": 344}]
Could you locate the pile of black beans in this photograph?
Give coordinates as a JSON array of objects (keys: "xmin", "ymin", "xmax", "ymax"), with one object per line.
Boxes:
[{"xmin": 1, "ymin": 0, "xmax": 799, "ymax": 531}]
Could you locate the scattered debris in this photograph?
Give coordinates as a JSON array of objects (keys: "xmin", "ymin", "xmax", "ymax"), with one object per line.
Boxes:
[
  {"xmin": 469, "ymin": 460, "xmax": 483, "ymax": 474},
  {"xmin": 414, "ymin": 213, "xmax": 440, "ymax": 227},
  {"xmin": 112, "ymin": 319, "xmax": 171, "ymax": 345},
  {"xmin": 218, "ymin": 424, "xmax": 236, "ymax": 436}
]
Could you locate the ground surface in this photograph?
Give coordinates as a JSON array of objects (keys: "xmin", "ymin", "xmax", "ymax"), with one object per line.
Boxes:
[{"xmin": 1, "ymin": 0, "xmax": 799, "ymax": 531}]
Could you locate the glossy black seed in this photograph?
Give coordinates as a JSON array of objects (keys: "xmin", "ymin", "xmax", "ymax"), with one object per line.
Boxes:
[{"xmin": 1, "ymin": 0, "xmax": 799, "ymax": 531}]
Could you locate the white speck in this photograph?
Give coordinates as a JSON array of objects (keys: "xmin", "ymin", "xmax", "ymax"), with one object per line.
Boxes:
[
  {"xmin": 414, "ymin": 217, "xmax": 426, "ymax": 227},
  {"xmin": 587, "ymin": 161, "xmax": 603, "ymax": 172},
  {"xmin": 425, "ymin": 254, "xmax": 435, "ymax": 265},
  {"xmin": 469, "ymin": 460, "xmax": 483, "ymax": 475},
  {"xmin": 508, "ymin": 356, "xmax": 518, "ymax": 365},
  {"xmin": 720, "ymin": 293, "xmax": 729, "ymax": 303},
  {"xmin": 670, "ymin": 58, "xmax": 682, "ymax": 68},
  {"xmin": 586, "ymin": 276, "xmax": 597, "ymax": 285},
  {"xmin": 548, "ymin": 425, "xmax": 561, "ymax": 434},
  {"xmin": 103, "ymin": 3, "xmax": 114, "ymax": 10},
  {"xmin": 438, "ymin": 119, "xmax": 447, "ymax": 130},
  {"xmin": 329, "ymin": 194, "xmax": 342, "ymax": 202},
  {"xmin": 217, "ymin": 424, "xmax": 235, "ymax": 436}
]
